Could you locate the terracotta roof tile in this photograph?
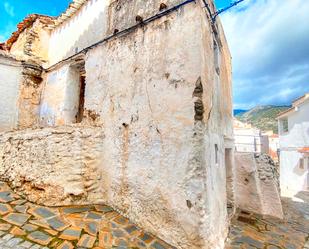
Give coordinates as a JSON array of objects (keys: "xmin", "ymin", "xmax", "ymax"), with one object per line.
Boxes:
[{"xmin": 298, "ymin": 147, "xmax": 309, "ymax": 153}]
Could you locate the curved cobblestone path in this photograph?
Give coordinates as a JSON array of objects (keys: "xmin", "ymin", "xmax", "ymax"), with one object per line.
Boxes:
[
  {"xmin": 0, "ymin": 181, "xmax": 174, "ymax": 249},
  {"xmin": 0, "ymin": 180, "xmax": 308, "ymax": 249},
  {"xmin": 226, "ymin": 192, "xmax": 309, "ymax": 249}
]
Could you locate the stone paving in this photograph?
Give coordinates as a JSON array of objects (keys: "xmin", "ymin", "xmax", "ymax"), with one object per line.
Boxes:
[
  {"xmin": 0, "ymin": 181, "xmax": 175, "ymax": 249},
  {"xmin": 226, "ymin": 191, "xmax": 309, "ymax": 249},
  {"xmin": 1, "ymin": 179, "xmax": 308, "ymax": 249}
]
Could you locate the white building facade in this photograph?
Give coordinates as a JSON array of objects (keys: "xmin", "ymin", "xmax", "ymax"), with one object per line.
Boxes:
[
  {"xmin": 278, "ymin": 93, "xmax": 309, "ymax": 197},
  {"xmin": 234, "ymin": 119, "xmax": 269, "ymax": 154}
]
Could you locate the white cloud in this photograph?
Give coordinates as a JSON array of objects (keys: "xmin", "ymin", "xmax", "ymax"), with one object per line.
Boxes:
[
  {"xmin": 221, "ymin": 0, "xmax": 309, "ymax": 109},
  {"xmin": 4, "ymin": 1, "xmax": 15, "ymax": 17}
]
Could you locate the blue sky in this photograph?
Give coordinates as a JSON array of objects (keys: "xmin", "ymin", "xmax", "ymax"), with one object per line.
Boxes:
[
  {"xmin": 0, "ymin": 0, "xmax": 71, "ymax": 41},
  {"xmin": 1, "ymin": 0, "xmax": 308, "ymax": 109}
]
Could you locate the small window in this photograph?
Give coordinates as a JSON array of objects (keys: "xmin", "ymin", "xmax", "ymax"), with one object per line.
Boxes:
[
  {"xmin": 281, "ymin": 118, "xmax": 289, "ymax": 133},
  {"xmin": 215, "ymin": 144, "xmax": 219, "ymax": 164}
]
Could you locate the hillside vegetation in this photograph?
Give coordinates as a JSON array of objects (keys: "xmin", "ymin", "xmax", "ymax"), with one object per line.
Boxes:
[{"xmin": 235, "ymin": 105, "xmax": 290, "ymax": 134}]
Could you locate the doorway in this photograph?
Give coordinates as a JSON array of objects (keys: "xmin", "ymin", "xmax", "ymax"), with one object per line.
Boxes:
[
  {"xmin": 76, "ymin": 74, "xmax": 85, "ymax": 123},
  {"xmin": 225, "ymin": 148, "xmax": 234, "ymax": 217},
  {"xmin": 73, "ymin": 61, "xmax": 86, "ymax": 123}
]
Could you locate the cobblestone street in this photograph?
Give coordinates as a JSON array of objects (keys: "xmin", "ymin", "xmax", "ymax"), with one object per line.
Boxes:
[
  {"xmin": 0, "ymin": 180, "xmax": 308, "ymax": 249},
  {"xmin": 0, "ymin": 181, "xmax": 174, "ymax": 249},
  {"xmin": 226, "ymin": 192, "xmax": 309, "ymax": 249}
]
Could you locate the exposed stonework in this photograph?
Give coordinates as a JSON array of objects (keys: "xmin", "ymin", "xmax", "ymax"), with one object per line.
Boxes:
[
  {"xmin": 0, "ymin": 126, "xmax": 105, "ymax": 205},
  {"xmin": 17, "ymin": 63, "xmax": 43, "ymax": 130},
  {"xmin": 256, "ymin": 153, "xmax": 280, "ymax": 191},
  {"xmin": 234, "ymin": 153, "xmax": 283, "ymax": 219},
  {"xmin": 8, "ymin": 16, "xmax": 52, "ymax": 64}
]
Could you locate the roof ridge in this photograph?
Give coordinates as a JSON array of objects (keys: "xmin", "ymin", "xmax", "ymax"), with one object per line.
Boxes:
[{"xmin": 46, "ymin": 0, "xmax": 89, "ymax": 30}]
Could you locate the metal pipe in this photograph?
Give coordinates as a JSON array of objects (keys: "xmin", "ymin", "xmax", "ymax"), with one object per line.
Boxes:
[
  {"xmin": 212, "ymin": 0, "xmax": 245, "ymax": 22},
  {"xmin": 46, "ymin": 0, "xmax": 196, "ymax": 72}
]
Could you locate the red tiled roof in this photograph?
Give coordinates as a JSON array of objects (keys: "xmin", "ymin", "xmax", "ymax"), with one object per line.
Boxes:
[
  {"xmin": 298, "ymin": 147, "xmax": 309, "ymax": 153},
  {"xmin": 269, "ymin": 134, "xmax": 279, "ymax": 138}
]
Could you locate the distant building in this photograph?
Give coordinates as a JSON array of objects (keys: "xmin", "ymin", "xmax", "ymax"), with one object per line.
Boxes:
[
  {"xmin": 278, "ymin": 93, "xmax": 309, "ymax": 197},
  {"xmin": 234, "ymin": 119, "xmax": 269, "ymax": 154},
  {"xmin": 263, "ymin": 130, "xmax": 279, "ymax": 163}
]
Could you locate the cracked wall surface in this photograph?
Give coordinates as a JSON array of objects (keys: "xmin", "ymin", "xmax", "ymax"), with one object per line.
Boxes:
[
  {"xmin": 10, "ymin": 19, "xmax": 51, "ymax": 64},
  {"xmin": 81, "ymin": 1, "xmax": 232, "ymax": 248},
  {"xmin": 0, "ymin": 1, "xmax": 233, "ymax": 249}
]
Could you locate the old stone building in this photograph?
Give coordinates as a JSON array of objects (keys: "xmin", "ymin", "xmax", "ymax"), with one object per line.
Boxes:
[{"xmin": 0, "ymin": 0, "xmax": 234, "ymax": 248}]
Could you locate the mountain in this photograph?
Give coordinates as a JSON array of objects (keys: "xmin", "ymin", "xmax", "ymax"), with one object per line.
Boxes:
[
  {"xmin": 233, "ymin": 109, "xmax": 247, "ymax": 116},
  {"xmin": 235, "ymin": 105, "xmax": 290, "ymax": 134}
]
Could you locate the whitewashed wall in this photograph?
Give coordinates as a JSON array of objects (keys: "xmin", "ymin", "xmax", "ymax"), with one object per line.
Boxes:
[
  {"xmin": 279, "ymin": 100, "xmax": 309, "ymax": 197},
  {"xmin": 39, "ymin": 65, "xmax": 80, "ymax": 125},
  {"xmin": 0, "ymin": 56, "xmax": 22, "ymax": 132},
  {"xmin": 234, "ymin": 127, "xmax": 264, "ymax": 153},
  {"xmin": 48, "ymin": 0, "xmax": 108, "ymax": 65},
  {"xmin": 83, "ymin": 1, "xmax": 232, "ymax": 248},
  {"xmin": 10, "ymin": 20, "xmax": 51, "ymax": 63},
  {"xmin": 35, "ymin": 0, "xmax": 233, "ymax": 248}
]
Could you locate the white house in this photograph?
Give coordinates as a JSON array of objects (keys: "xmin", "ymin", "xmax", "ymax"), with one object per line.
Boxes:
[
  {"xmin": 263, "ymin": 130, "xmax": 279, "ymax": 163},
  {"xmin": 234, "ymin": 119, "xmax": 269, "ymax": 154},
  {"xmin": 278, "ymin": 93, "xmax": 309, "ymax": 197}
]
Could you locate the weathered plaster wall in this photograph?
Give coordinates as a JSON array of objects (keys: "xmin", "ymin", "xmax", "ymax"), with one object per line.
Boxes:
[
  {"xmin": 81, "ymin": 1, "xmax": 232, "ymax": 248},
  {"xmin": 280, "ymin": 150, "xmax": 309, "ymax": 197},
  {"xmin": 234, "ymin": 153, "xmax": 283, "ymax": 219},
  {"xmin": 217, "ymin": 20, "xmax": 233, "ymax": 138},
  {"xmin": 0, "ymin": 126, "xmax": 105, "ymax": 204},
  {"xmin": 39, "ymin": 64, "xmax": 81, "ymax": 126},
  {"xmin": 1, "ymin": 0, "xmax": 233, "ymax": 248},
  {"xmin": 10, "ymin": 20, "xmax": 51, "ymax": 64},
  {"xmin": 17, "ymin": 64, "xmax": 43, "ymax": 129},
  {"xmin": 0, "ymin": 55, "xmax": 22, "ymax": 132}
]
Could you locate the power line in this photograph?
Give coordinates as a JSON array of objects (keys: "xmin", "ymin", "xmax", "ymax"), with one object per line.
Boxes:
[
  {"xmin": 206, "ymin": 0, "xmax": 245, "ymax": 23},
  {"xmin": 45, "ymin": 0, "xmax": 196, "ymax": 72}
]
